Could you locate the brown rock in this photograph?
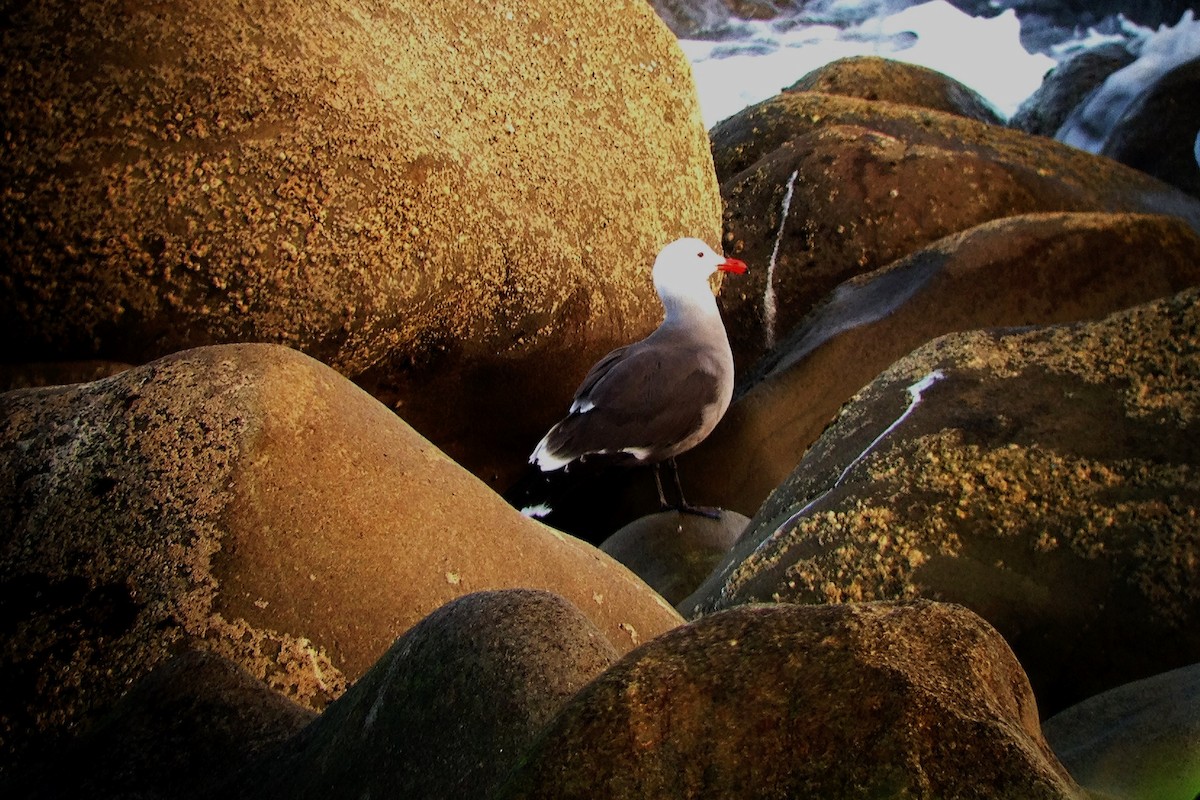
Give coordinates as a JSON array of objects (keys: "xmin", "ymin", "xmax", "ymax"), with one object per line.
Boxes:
[
  {"xmin": 0, "ymin": 0, "xmax": 722, "ymax": 490},
  {"xmin": 711, "ymin": 91, "xmax": 1200, "ymax": 370},
  {"xmin": 785, "ymin": 56, "xmax": 1003, "ymax": 123},
  {"xmin": 0, "ymin": 344, "xmax": 681, "ymax": 772},
  {"xmin": 682, "ymin": 211, "xmax": 1200, "ymax": 516},
  {"xmin": 223, "ymin": 590, "xmax": 619, "ymax": 800},
  {"xmin": 600, "ymin": 510, "xmax": 748, "ymax": 606},
  {"xmin": 495, "ymin": 601, "xmax": 1084, "ymax": 799},
  {"xmin": 2, "ymin": 650, "xmax": 315, "ymax": 800},
  {"xmin": 688, "ymin": 287, "xmax": 1200, "ymax": 715}
]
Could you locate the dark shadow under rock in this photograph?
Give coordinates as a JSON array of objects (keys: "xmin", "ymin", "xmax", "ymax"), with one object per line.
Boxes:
[
  {"xmin": 1, "ymin": 649, "xmax": 315, "ymax": 799},
  {"xmin": 0, "ymin": 360, "xmax": 132, "ymax": 392},
  {"xmin": 219, "ymin": 589, "xmax": 619, "ymax": 800},
  {"xmin": 496, "ymin": 601, "xmax": 1083, "ymax": 799}
]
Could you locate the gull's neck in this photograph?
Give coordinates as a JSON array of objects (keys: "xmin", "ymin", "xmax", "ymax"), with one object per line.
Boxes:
[{"xmin": 656, "ymin": 277, "xmax": 722, "ymax": 327}]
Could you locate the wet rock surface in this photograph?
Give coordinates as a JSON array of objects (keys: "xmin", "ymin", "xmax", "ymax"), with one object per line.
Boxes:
[
  {"xmin": 1008, "ymin": 43, "xmax": 1135, "ymax": 137},
  {"xmin": 1096, "ymin": 56, "xmax": 1200, "ymax": 199}
]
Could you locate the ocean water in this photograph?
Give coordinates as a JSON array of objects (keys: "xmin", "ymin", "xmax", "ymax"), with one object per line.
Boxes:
[{"xmin": 679, "ymin": 0, "xmax": 1193, "ymax": 129}]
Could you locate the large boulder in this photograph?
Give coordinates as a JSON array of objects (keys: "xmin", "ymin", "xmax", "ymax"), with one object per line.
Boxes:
[
  {"xmin": 0, "ymin": 0, "xmax": 723, "ymax": 488},
  {"xmin": 711, "ymin": 89, "xmax": 1200, "ymax": 370},
  {"xmin": 496, "ymin": 602, "xmax": 1084, "ymax": 799},
  {"xmin": 681, "ymin": 211, "xmax": 1200, "ymax": 516},
  {"xmin": 222, "ymin": 590, "xmax": 620, "ymax": 800},
  {"xmin": 0, "ymin": 344, "xmax": 681, "ymax": 772},
  {"xmin": 686, "ymin": 287, "xmax": 1200, "ymax": 715}
]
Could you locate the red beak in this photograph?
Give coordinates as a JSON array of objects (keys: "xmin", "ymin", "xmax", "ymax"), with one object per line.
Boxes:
[{"xmin": 719, "ymin": 257, "xmax": 748, "ymax": 275}]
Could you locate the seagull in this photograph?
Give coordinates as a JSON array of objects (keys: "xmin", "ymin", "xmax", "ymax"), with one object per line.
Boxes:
[{"xmin": 512, "ymin": 237, "xmax": 747, "ymax": 520}]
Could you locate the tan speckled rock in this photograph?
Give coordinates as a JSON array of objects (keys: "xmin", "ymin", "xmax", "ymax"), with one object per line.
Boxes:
[
  {"xmin": 0, "ymin": 0, "xmax": 723, "ymax": 488},
  {"xmin": 681, "ymin": 211, "xmax": 1200, "ymax": 516},
  {"xmin": 686, "ymin": 287, "xmax": 1200, "ymax": 715},
  {"xmin": 712, "ymin": 90, "xmax": 1200, "ymax": 370},
  {"xmin": 495, "ymin": 602, "xmax": 1084, "ymax": 800},
  {"xmin": 0, "ymin": 344, "xmax": 682, "ymax": 772},
  {"xmin": 785, "ymin": 56, "xmax": 1003, "ymax": 123}
]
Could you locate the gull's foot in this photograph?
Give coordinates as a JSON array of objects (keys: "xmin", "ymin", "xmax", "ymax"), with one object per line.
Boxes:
[{"xmin": 664, "ymin": 503, "xmax": 722, "ymax": 520}]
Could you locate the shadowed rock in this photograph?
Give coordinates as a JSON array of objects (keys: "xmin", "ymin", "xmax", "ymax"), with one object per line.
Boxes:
[
  {"xmin": 2, "ymin": 650, "xmax": 315, "ymax": 800},
  {"xmin": 221, "ymin": 590, "xmax": 619, "ymax": 800},
  {"xmin": 1044, "ymin": 662, "xmax": 1200, "ymax": 800},
  {"xmin": 600, "ymin": 510, "xmax": 748, "ymax": 605},
  {"xmin": 496, "ymin": 602, "xmax": 1084, "ymax": 799},
  {"xmin": 687, "ymin": 287, "xmax": 1200, "ymax": 715},
  {"xmin": 1009, "ymin": 43, "xmax": 1135, "ymax": 137},
  {"xmin": 1098, "ymin": 56, "xmax": 1200, "ymax": 199},
  {"xmin": 0, "ymin": 344, "xmax": 681, "ymax": 773},
  {"xmin": 0, "ymin": 361, "xmax": 132, "ymax": 392}
]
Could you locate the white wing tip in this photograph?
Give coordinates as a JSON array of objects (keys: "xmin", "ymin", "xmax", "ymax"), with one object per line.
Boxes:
[
  {"xmin": 530, "ymin": 430, "xmax": 572, "ymax": 472},
  {"xmin": 521, "ymin": 503, "xmax": 553, "ymax": 518}
]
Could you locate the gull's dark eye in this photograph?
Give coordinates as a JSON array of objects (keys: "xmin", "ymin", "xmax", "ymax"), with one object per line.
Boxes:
[{"xmin": 697, "ymin": 251, "xmax": 705, "ymax": 258}]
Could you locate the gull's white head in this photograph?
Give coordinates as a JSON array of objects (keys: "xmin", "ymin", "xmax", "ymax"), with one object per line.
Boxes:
[{"xmin": 651, "ymin": 238, "xmax": 747, "ymax": 300}]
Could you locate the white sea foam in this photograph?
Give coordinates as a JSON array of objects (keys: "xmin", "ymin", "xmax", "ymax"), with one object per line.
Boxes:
[
  {"xmin": 1056, "ymin": 10, "xmax": 1200, "ymax": 154},
  {"xmin": 683, "ymin": 0, "xmax": 1055, "ymax": 127}
]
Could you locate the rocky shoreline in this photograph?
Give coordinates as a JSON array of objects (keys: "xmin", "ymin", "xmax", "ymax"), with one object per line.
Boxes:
[{"xmin": 3, "ymin": 2, "xmax": 1200, "ymax": 798}]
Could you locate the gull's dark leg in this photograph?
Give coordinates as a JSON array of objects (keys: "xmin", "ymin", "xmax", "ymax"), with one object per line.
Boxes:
[
  {"xmin": 653, "ymin": 462, "xmax": 671, "ymax": 510},
  {"xmin": 665, "ymin": 457, "xmax": 720, "ymax": 519}
]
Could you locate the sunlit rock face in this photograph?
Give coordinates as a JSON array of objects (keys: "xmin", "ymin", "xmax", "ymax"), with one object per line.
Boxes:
[{"xmin": 0, "ymin": 0, "xmax": 723, "ymax": 488}]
